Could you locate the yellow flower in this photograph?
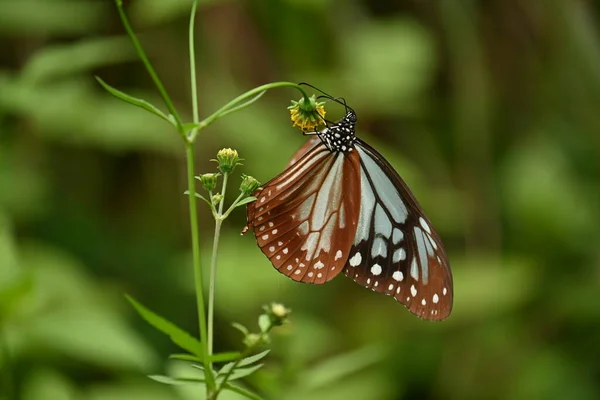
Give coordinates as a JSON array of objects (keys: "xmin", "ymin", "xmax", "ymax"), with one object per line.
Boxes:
[
  {"xmin": 214, "ymin": 148, "xmax": 242, "ymax": 173},
  {"xmin": 288, "ymin": 95, "xmax": 326, "ymax": 131}
]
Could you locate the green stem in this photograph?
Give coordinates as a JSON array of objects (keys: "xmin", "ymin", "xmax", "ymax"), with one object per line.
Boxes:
[
  {"xmin": 215, "ymin": 330, "xmax": 271, "ymax": 398},
  {"xmin": 1, "ymin": 334, "xmax": 14, "ymax": 400},
  {"xmin": 185, "ymin": 143, "xmax": 216, "ymax": 391},
  {"xmin": 114, "ymin": 0, "xmax": 185, "ymax": 136},
  {"xmin": 221, "ymin": 192, "xmax": 245, "ymax": 219},
  {"xmin": 190, "ymin": 82, "xmax": 311, "ymax": 141},
  {"xmin": 223, "ymin": 383, "xmax": 265, "ymax": 400},
  {"xmin": 189, "ymin": 0, "xmax": 200, "ymax": 137},
  {"xmin": 208, "ymin": 173, "xmax": 228, "ymax": 357}
]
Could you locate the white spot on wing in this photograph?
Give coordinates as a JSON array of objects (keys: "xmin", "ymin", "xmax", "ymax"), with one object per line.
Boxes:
[
  {"xmin": 410, "ymin": 285, "xmax": 417, "ymax": 297},
  {"xmin": 433, "ymin": 294, "xmax": 439, "ymax": 304},
  {"xmin": 392, "ymin": 271, "xmax": 404, "ymax": 281},
  {"xmin": 349, "ymin": 252, "xmax": 362, "ymax": 267},
  {"xmin": 314, "ymin": 261, "xmax": 324, "ymax": 269},
  {"xmin": 370, "ymin": 264, "xmax": 382, "ymax": 276},
  {"xmin": 335, "ymin": 250, "xmax": 343, "ymax": 260}
]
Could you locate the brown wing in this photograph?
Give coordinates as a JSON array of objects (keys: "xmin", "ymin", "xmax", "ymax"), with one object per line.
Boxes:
[
  {"xmin": 342, "ymin": 140, "xmax": 453, "ymax": 320},
  {"xmin": 245, "ymin": 142, "xmax": 361, "ymax": 284}
]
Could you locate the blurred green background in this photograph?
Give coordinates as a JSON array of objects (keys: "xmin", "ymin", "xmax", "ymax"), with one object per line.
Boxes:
[{"xmin": 1, "ymin": 0, "xmax": 600, "ymax": 399}]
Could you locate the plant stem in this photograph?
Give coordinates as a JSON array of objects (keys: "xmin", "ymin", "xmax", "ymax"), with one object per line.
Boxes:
[
  {"xmin": 208, "ymin": 173, "xmax": 228, "ymax": 357},
  {"xmin": 1, "ymin": 334, "xmax": 14, "ymax": 400},
  {"xmin": 185, "ymin": 143, "xmax": 216, "ymax": 391},
  {"xmin": 190, "ymin": 82, "xmax": 311, "ymax": 141},
  {"xmin": 114, "ymin": 0, "xmax": 185, "ymax": 136},
  {"xmin": 189, "ymin": 0, "xmax": 200, "ymax": 132}
]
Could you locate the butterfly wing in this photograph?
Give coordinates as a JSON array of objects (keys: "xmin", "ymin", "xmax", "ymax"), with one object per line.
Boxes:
[
  {"xmin": 286, "ymin": 136, "xmax": 321, "ymax": 167},
  {"xmin": 343, "ymin": 139, "xmax": 453, "ymax": 320},
  {"xmin": 245, "ymin": 141, "xmax": 362, "ymax": 284}
]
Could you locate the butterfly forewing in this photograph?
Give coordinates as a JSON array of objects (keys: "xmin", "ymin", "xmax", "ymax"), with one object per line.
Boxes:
[
  {"xmin": 245, "ymin": 143, "xmax": 362, "ymax": 284},
  {"xmin": 342, "ymin": 139, "xmax": 453, "ymax": 320}
]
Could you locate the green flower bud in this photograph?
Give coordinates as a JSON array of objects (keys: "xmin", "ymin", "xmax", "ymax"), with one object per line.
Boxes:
[
  {"xmin": 263, "ymin": 302, "xmax": 291, "ymax": 327},
  {"xmin": 197, "ymin": 173, "xmax": 219, "ymax": 191},
  {"xmin": 215, "ymin": 148, "xmax": 242, "ymax": 174},
  {"xmin": 243, "ymin": 333, "xmax": 265, "ymax": 348},
  {"xmin": 211, "ymin": 193, "xmax": 224, "ymax": 206},
  {"xmin": 240, "ymin": 174, "xmax": 261, "ymax": 195}
]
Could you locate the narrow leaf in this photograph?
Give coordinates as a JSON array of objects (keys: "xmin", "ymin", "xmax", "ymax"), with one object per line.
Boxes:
[
  {"xmin": 182, "ymin": 122, "xmax": 202, "ymax": 132},
  {"xmin": 234, "ymin": 196, "xmax": 257, "ymax": 207},
  {"xmin": 126, "ymin": 295, "xmax": 203, "ymax": 359},
  {"xmin": 299, "ymin": 344, "xmax": 384, "ymax": 390},
  {"xmin": 210, "ymin": 351, "xmax": 242, "ymax": 363},
  {"xmin": 218, "ymin": 91, "xmax": 267, "ymax": 118},
  {"xmin": 232, "ymin": 322, "xmax": 249, "ymax": 336},
  {"xmin": 95, "ymin": 76, "xmax": 173, "ymax": 125},
  {"xmin": 148, "ymin": 375, "xmax": 205, "ymax": 386},
  {"xmin": 258, "ymin": 314, "xmax": 270, "ymax": 333},
  {"xmin": 217, "ymin": 350, "xmax": 269, "ymax": 378},
  {"xmin": 170, "ymin": 354, "xmax": 203, "ymax": 363},
  {"xmin": 222, "ymin": 364, "xmax": 264, "ymax": 382},
  {"xmin": 223, "ymin": 383, "xmax": 265, "ymax": 400},
  {"xmin": 183, "ymin": 190, "xmax": 211, "ymax": 206}
]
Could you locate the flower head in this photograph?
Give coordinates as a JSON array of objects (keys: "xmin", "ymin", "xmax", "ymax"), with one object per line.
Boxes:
[
  {"xmin": 263, "ymin": 302, "xmax": 291, "ymax": 327},
  {"xmin": 215, "ymin": 148, "xmax": 242, "ymax": 174},
  {"xmin": 288, "ymin": 95, "xmax": 326, "ymax": 131},
  {"xmin": 240, "ymin": 174, "xmax": 261, "ymax": 195},
  {"xmin": 197, "ymin": 173, "xmax": 219, "ymax": 191}
]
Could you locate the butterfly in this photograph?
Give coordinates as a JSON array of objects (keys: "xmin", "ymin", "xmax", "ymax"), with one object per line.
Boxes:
[{"xmin": 243, "ymin": 86, "xmax": 453, "ymax": 320}]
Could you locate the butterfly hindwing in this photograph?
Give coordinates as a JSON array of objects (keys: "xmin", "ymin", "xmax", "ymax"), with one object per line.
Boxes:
[
  {"xmin": 342, "ymin": 139, "xmax": 453, "ymax": 320},
  {"xmin": 245, "ymin": 142, "xmax": 362, "ymax": 284}
]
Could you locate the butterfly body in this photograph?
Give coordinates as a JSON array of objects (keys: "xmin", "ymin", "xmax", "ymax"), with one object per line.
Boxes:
[{"xmin": 244, "ymin": 109, "xmax": 453, "ymax": 321}]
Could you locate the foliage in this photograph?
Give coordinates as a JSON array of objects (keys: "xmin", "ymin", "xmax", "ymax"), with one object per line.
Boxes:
[{"xmin": 1, "ymin": 0, "xmax": 600, "ymax": 399}]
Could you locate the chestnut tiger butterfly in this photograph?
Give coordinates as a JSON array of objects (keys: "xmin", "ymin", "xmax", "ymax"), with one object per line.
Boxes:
[{"xmin": 243, "ymin": 85, "xmax": 453, "ymax": 320}]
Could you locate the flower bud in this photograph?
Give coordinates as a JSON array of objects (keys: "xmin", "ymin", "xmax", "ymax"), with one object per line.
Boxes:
[
  {"xmin": 197, "ymin": 173, "xmax": 219, "ymax": 191},
  {"xmin": 211, "ymin": 193, "xmax": 224, "ymax": 206},
  {"xmin": 243, "ymin": 333, "xmax": 265, "ymax": 348},
  {"xmin": 288, "ymin": 95, "xmax": 326, "ymax": 131},
  {"xmin": 215, "ymin": 148, "xmax": 242, "ymax": 174},
  {"xmin": 263, "ymin": 302, "xmax": 291, "ymax": 327},
  {"xmin": 240, "ymin": 174, "xmax": 261, "ymax": 195}
]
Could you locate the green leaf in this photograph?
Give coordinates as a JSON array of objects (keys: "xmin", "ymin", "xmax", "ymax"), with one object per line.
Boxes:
[
  {"xmin": 183, "ymin": 190, "xmax": 211, "ymax": 206},
  {"xmin": 238, "ymin": 350, "xmax": 270, "ymax": 367},
  {"xmin": 220, "ymin": 364, "xmax": 264, "ymax": 382},
  {"xmin": 0, "ymin": 274, "xmax": 33, "ymax": 319},
  {"xmin": 182, "ymin": 122, "xmax": 202, "ymax": 133},
  {"xmin": 223, "ymin": 382, "xmax": 265, "ymax": 400},
  {"xmin": 258, "ymin": 314, "xmax": 270, "ymax": 333},
  {"xmin": 95, "ymin": 77, "xmax": 173, "ymax": 125},
  {"xmin": 148, "ymin": 375, "xmax": 205, "ymax": 386},
  {"xmin": 217, "ymin": 91, "xmax": 267, "ymax": 118},
  {"xmin": 126, "ymin": 295, "xmax": 204, "ymax": 359},
  {"xmin": 232, "ymin": 322, "xmax": 249, "ymax": 336},
  {"xmin": 217, "ymin": 350, "xmax": 269, "ymax": 379},
  {"xmin": 169, "ymin": 353, "xmax": 203, "ymax": 363},
  {"xmin": 299, "ymin": 344, "xmax": 384, "ymax": 391},
  {"xmin": 234, "ymin": 196, "xmax": 257, "ymax": 208},
  {"xmin": 210, "ymin": 351, "xmax": 242, "ymax": 363}
]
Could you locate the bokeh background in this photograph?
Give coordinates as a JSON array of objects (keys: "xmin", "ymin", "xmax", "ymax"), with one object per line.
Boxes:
[{"xmin": 1, "ymin": 0, "xmax": 600, "ymax": 399}]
